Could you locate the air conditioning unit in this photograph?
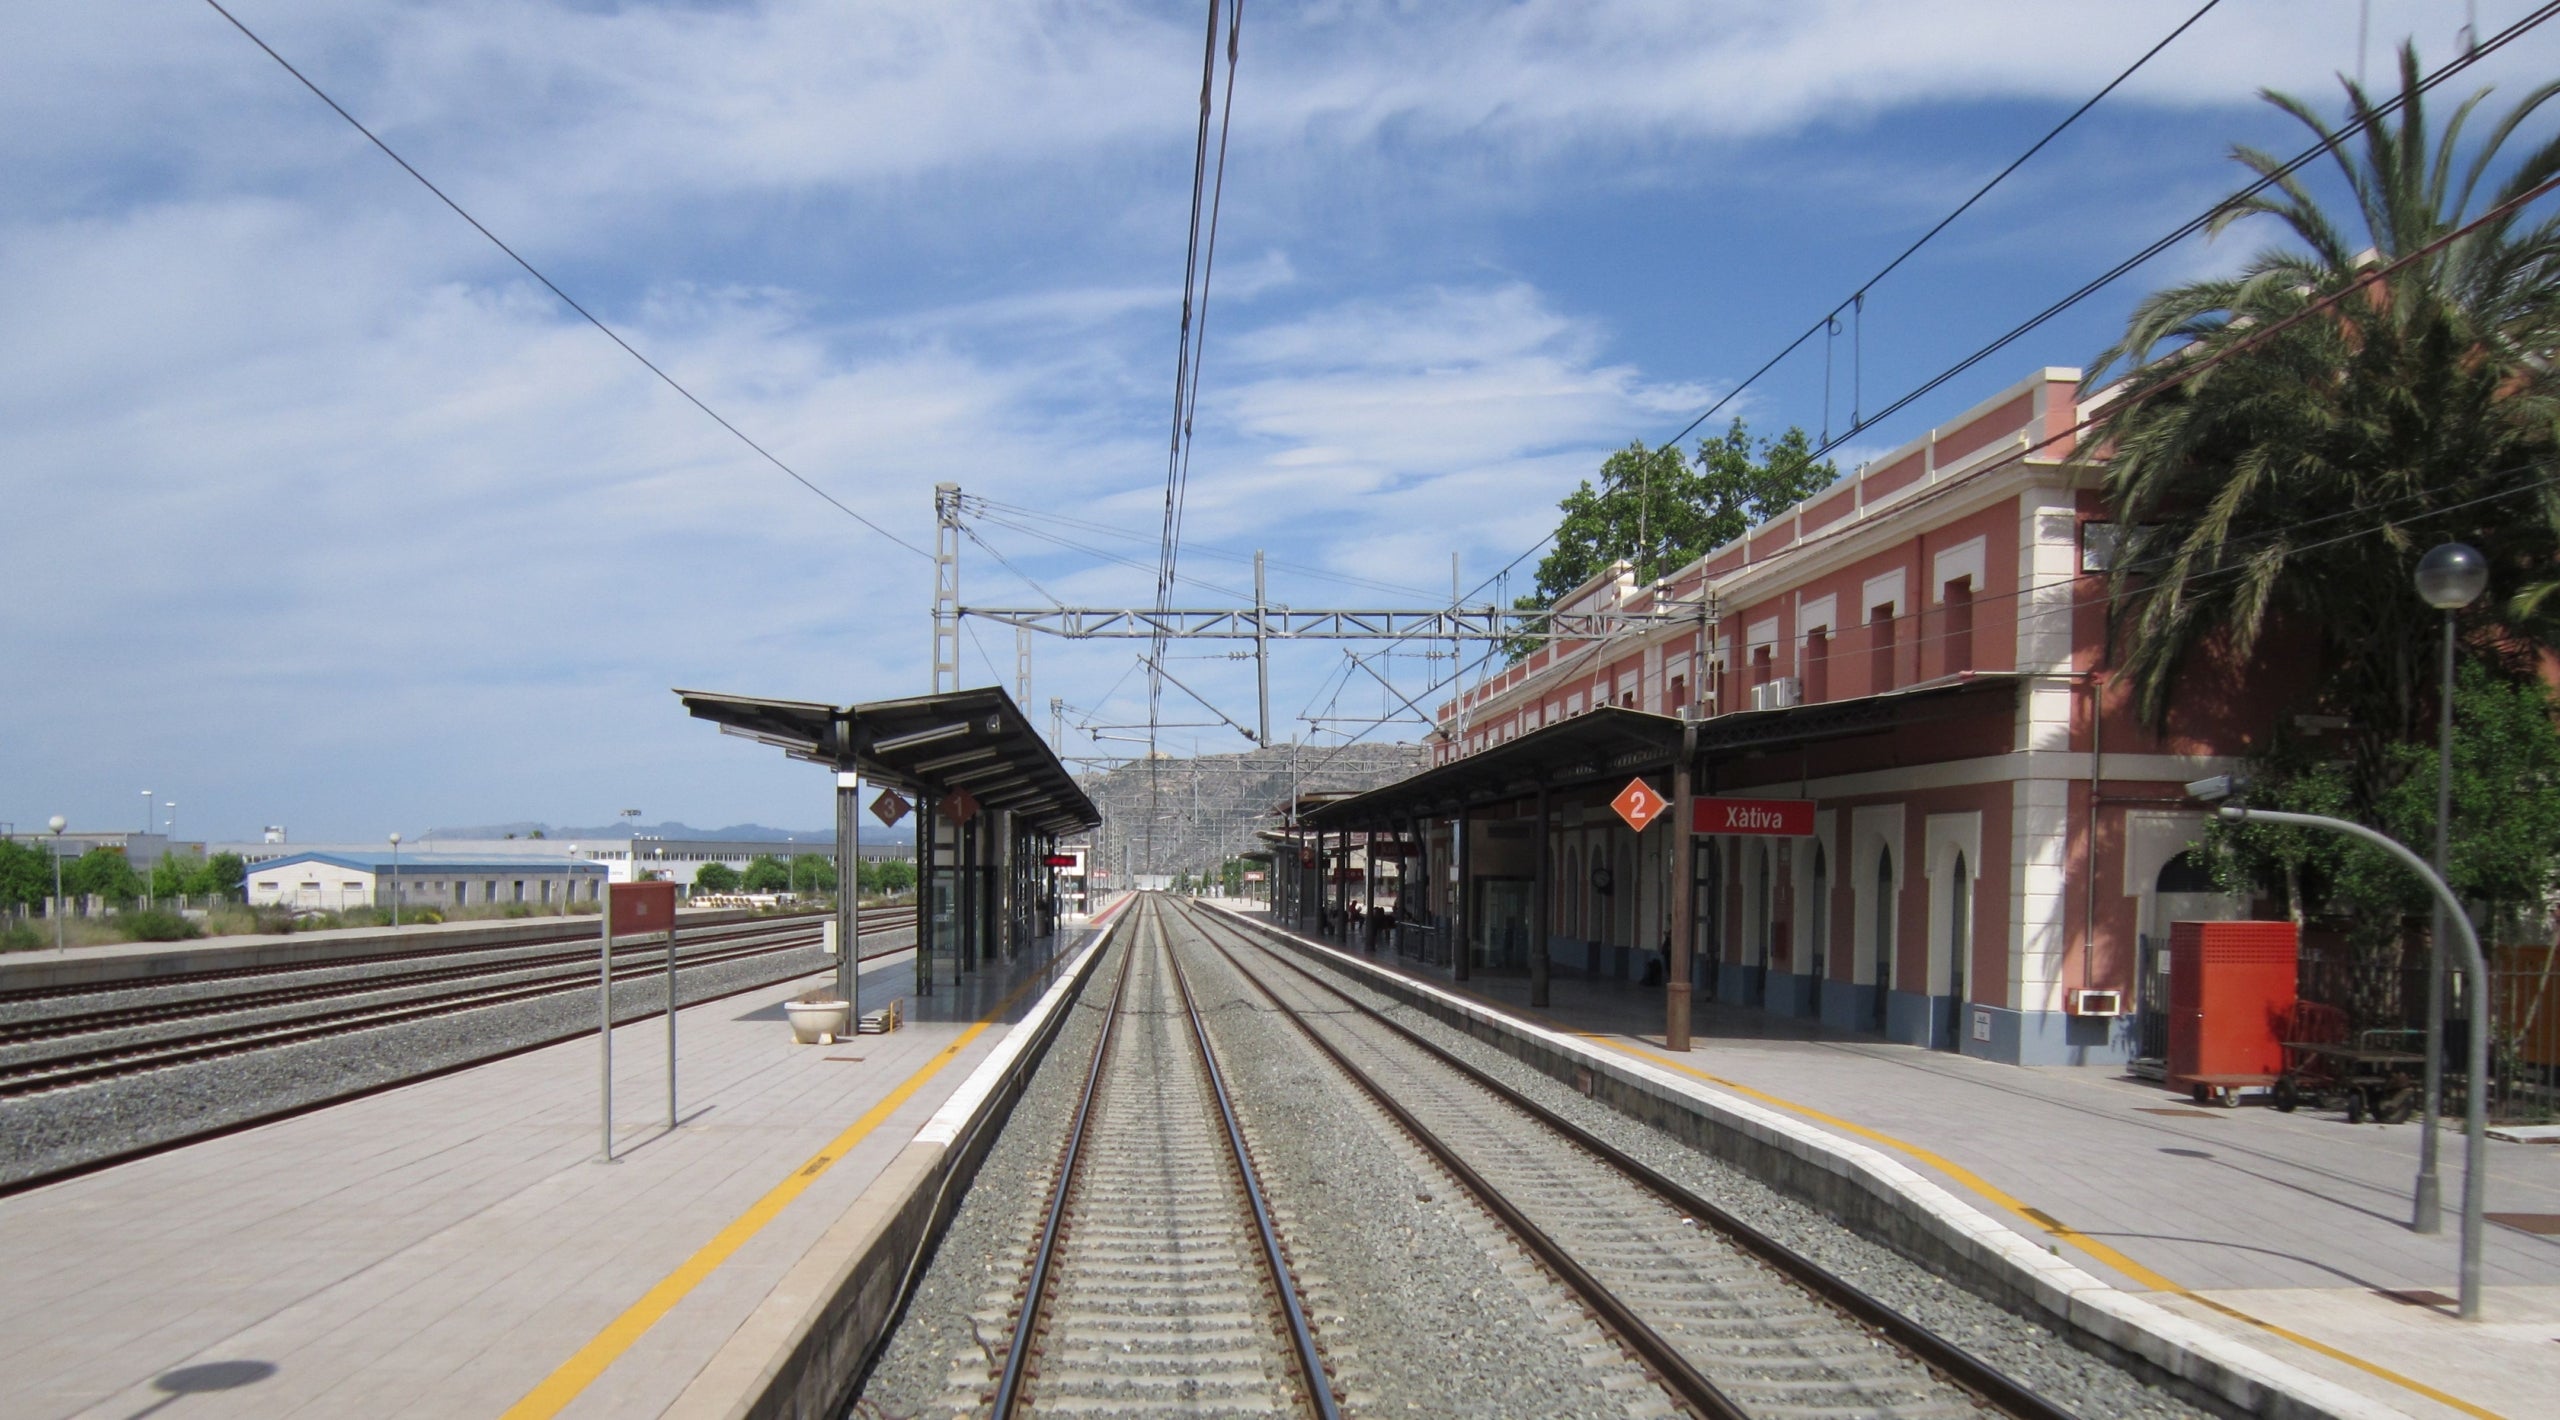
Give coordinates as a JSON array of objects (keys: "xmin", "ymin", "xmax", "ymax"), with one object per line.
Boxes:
[
  {"xmin": 2066, "ymin": 989, "xmax": 2126, "ymax": 1017},
  {"xmin": 1750, "ymin": 677, "xmax": 1801, "ymax": 711}
]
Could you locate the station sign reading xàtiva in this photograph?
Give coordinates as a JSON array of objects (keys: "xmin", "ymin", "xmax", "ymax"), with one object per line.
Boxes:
[{"xmin": 1691, "ymin": 796, "xmax": 1815, "ymax": 837}]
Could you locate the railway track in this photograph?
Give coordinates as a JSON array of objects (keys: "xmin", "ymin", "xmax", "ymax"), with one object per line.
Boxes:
[
  {"xmin": 0, "ymin": 907, "xmax": 906, "ymax": 1046},
  {"xmin": 1167, "ymin": 897, "xmax": 2077, "ymax": 1420},
  {"xmin": 0, "ymin": 909, "xmax": 914, "ymax": 1098},
  {"xmin": 984, "ymin": 895, "xmax": 1337, "ymax": 1419}
]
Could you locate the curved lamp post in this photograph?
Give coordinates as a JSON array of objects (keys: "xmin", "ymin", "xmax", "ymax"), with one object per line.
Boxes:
[
  {"xmin": 387, "ymin": 832, "xmax": 402, "ymax": 928},
  {"xmin": 2413, "ymin": 542, "xmax": 2487, "ymax": 1235},
  {"xmin": 47, "ymin": 816, "xmax": 67, "ymax": 950},
  {"xmin": 2205, "ymin": 792, "xmax": 2489, "ymax": 1319}
]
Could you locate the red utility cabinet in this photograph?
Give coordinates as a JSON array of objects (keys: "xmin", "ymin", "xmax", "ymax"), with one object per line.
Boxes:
[{"xmin": 2167, "ymin": 920, "xmax": 2299, "ymax": 1095}]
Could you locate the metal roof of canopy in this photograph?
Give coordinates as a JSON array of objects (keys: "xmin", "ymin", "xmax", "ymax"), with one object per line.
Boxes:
[
  {"xmin": 673, "ymin": 684, "xmax": 1100, "ymax": 836},
  {"xmin": 1297, "ymin": 673, "xmax": 2023, "ymax": 832}
]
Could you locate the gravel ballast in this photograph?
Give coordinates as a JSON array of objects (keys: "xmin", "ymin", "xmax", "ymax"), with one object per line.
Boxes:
[
  {"xmin": 861, "ymin": 910, "xmax": 1680, "ymax": 1420},
  {"xmin": 1223, "ymin": 918, "xmax": 2213, "ymax": 1420}
]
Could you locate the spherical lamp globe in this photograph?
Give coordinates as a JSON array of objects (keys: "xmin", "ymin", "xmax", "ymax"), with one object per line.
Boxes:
[{"xmin": 2415, "ymin": 543, "xmax": 2488, "ymax": 611}]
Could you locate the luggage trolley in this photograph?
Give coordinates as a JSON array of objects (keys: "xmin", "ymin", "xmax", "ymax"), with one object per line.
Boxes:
[{"xmin": 2273, "ymin": 1002, "xmax": 2425, "ymax": 1122}]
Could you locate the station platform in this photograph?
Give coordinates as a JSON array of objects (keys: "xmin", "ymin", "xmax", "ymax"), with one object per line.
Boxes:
[
  {"xmin": 0, "ymin": 911, "xmax": 1118, "ymax": 1420},
  {"xmin": 1274, "ymin": 910, "xmax": 2560, "ymax": 1420}
]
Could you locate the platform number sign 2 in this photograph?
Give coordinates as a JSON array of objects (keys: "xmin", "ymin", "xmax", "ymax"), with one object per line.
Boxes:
[{"xmin": 1611, "ymin": 778, "xmax": 1669, "ymax": 832}]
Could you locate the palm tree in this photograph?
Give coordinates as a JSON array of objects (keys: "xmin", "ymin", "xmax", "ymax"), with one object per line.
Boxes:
[{"xmin": 2083, "ymin": 42, "xmax": 2560, "ymax": 785}]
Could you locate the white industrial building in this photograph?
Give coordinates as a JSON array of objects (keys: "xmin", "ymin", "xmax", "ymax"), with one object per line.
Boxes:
[
  {"xmin": 221, "ymin": 834, "xmax": 908, "ymax": 894},
  {"xmin": 244, "ymin": 852, "xmax": 608, "ymax": 913}
]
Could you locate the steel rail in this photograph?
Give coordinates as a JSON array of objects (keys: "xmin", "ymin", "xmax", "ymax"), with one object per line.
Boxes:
[
  {"xmin": 1164, "ymin": 914, "xmax": 1342, "ymax": 1420},
  {"xmin": 0, "ymin": 905, "xmax": 905, "ymax": 1007},
  {"xmin": 991, "ymin": 903, "xmax": 1143, "ymax": 1418},
  {"xmin": 0, "ymin": 923, "xmax": 858, "ymax": 1097},
  {"xmin": 1169, "ymin": 899, "xmax": 1748, "ymax": 1420},
  {"xmin": 1188, "ymin": 899, "xmax": 2083, "ymax": 1420},
  {"xmin": 0, "ymin": 911, "xmax": 906, "ymax": 1045}
]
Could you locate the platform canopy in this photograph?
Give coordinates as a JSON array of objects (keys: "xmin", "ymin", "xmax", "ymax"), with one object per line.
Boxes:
[
  {"xmin": 1298, "ymin": 672, "xmax": 2023, "ymax": 832},
  {"xmin": 674, "ymin": 684, "xmax": 1099, "ymax": 836}
]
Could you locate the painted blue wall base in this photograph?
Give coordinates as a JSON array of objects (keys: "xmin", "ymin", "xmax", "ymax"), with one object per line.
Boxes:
[
  {"xmin": 1820, "ymin": 984, "xmax": 1883, "ymax": 1035},
  {"xmin": 1762, "ymin": 970, "xmax": 1814, "ymax": 1018},
  {"xmin": 1966, "ymin": 1004, "xmax": 2134, "ymax": 1066}
]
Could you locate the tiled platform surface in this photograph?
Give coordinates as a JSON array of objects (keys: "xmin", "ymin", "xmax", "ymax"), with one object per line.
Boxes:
[
  {"xmin": 0, "ymin": 923, "xmax": 1104, "ymax": 1420},
  {"xmin": 1281, "ymin": 911, "xmax": 2560, "ymax": 1420}
]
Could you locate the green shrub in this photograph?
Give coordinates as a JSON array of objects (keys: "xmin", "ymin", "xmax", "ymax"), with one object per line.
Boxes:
[
  {"xmin": 2, "ymin": 922, "xmax": 44, "ymax": 952},
  {"xmin": 113, "ymin": 908, "xmax": 203, "ymax": 942}
]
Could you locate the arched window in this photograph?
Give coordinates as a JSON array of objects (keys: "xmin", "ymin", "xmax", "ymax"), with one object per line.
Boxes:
[{"xmin": 1810, "ymin": 841, "xmax": 1830, "ymax": 1014}]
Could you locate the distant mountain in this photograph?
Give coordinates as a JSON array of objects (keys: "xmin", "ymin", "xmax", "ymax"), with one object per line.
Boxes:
[{"xmin": 421, "ymin": 819, "xmax": 908, "ymax": 846}]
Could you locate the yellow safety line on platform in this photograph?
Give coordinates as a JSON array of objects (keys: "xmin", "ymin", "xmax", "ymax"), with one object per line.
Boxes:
[
  {"xmin": 497, "ymin": 937, "xmax": 1093, "ymax": 1420},
  {"xmin": 1596, "ymin": 1036, "xmax": 2508, "ymax": 1420}
]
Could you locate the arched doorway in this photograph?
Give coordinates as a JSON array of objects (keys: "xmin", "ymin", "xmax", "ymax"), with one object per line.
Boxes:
[
  {"xmin": 1942, "ymin": 851, "xmax": 1969, "ymax": 1052},
  {"xmin": 1748, "ymin": 841, "xmax": 1771, "ymax": 1005},
  {"xmin": 1871, "ymin": 846, "xmax": 1894, "ymax": 1033},
  {"xmin": 1809, "ymin": 841, "xmax": 1829, "ymax": 1020},
  {"xmin": 1694, "ymin": 839, "xmax": 1722, "ymax": 1000}
]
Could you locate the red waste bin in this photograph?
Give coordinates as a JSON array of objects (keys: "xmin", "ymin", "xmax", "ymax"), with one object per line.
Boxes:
[{"xmin": 2167, "ymin": 920, "xmax": 2298, "ymax": 1103}]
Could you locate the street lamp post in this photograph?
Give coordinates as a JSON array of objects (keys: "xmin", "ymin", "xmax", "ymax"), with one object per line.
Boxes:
[
  {"xmin": 2203, "ymin": 797, "xmax": 2491, "ymax": 1319},
  {"xmin": 565, "ymin": 845, "xmax": 579, "ymax": 916},
  {"xmin": 47, "ymin": 816, "xmax": 66, "ymax": 950},
  {"xmin": 2413, "ymin": 542, "xmax": 2487, "ymax": 1236},
  {"xmin": 388, "ymin": 832, "xmax": 402, "ymax": 928}
]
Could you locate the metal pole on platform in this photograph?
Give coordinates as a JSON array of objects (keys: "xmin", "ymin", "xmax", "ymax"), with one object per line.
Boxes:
[
  {"xmin": 2412, "ymin": 542, "xmax": 2485, "ymax": 1234},
  {"xmin": 598, "ymin": 884, "xmax": 616, "ymax": 1162},
  {"xmin": 2213, "ymin": 802, "xmax": 2487, "ymax": 1317},
  {"xmin": 1453, "ymin": 809, "xmax": 1471, "ymax": 982},
  {"xmin": 837, "ymin": 769, "xmax": 861, "ymax": 1023},
  {"xmin": 1667, "ymin": 720, "xmax": 1698, "ymax": 1051},
  {"xmin": 1532, "ymin": 784, "xmax": 1552, "ymax": 1008},
  {"xmin": 665, "ymin": 909, "xmax": 678, "ymax": 1131}
]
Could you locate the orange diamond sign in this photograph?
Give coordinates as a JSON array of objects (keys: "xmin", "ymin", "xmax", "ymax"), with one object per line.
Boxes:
[{"xmin": 1611, "ymin": 777, "xmax": 1669, "ymax": 832}]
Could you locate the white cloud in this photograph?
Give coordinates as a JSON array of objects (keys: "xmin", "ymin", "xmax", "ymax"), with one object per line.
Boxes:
[{"xmin": 7, "ymin": 0, "xmax": 2543, "ymax": 834}]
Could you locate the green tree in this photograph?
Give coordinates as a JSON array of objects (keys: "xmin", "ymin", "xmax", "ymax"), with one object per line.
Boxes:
[
  {"xmin": 2203, "ymin": 666, "xmax": 2560, "ymax": 1028},
  {"xmin": 1511, "ymin": 420, "xmax": 1835, "ymax": 657},
  {"xmin": 0, "ymin": 840, "xmax": 52, "ymax": 912},
  {"xmin": 2083, "ymin": 44, "xmax": 2560, "ymax": 784},
  {"xmin": 740, "ymin": 855, "xmax": 791, "ymax": 893},
  {"xmin": 860, "ymin": 858, "xmax": 916, "ymax": 895},
  {"xmin": 149, "ymin": 853, "xmax": 201, "ymax": 902},
  {"xmin": 693, "ymin": 861, "xmax": 742, "ymax": 893},
  {"xmin": 790, "ymin": 853, "xmax": 838, "ymax": 893},
  {"xmin": 202, "ymin": 852, "xmax": 247, "ymax": 901},
  {"xmin": 68, "ymin": 848, "xmax": 140, "ymax": 906}
]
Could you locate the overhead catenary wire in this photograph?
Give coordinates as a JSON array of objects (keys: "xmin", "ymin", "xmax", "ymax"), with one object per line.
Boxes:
[
  {"xmin": 199, "ymin": 0, "xmax": 929, "ymax": 560},
  {"xmin": 1786, "ymin": 1, "xmax": 2560, "ymax": 472},
  {"xmin": 1148, "ymin": 0, "xmax": 1246, "ymax": 873},
  {"xmin": 1658, "ymin": 0, "xmax": 2227, "ymax": 454}
]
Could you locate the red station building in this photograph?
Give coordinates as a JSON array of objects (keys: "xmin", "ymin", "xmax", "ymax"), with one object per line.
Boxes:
[{"xmin": 1283, "ymin": 367, "xmax": 2301, "ymax": 1069}]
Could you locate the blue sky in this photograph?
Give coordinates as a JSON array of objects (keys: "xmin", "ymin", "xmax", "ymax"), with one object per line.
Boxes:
[{"xmin": 3, "ymin": 1, "xmax": 2549, "ymax": 843}]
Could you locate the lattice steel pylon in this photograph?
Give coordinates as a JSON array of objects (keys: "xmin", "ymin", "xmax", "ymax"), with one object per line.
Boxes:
[
  {"xmin": 932, "ymin": 484, "xmax": 1715, "ymax": 733},
  {"xmin": 932, "ymin": 483, "xmax": 962, "ymax": 694}
]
